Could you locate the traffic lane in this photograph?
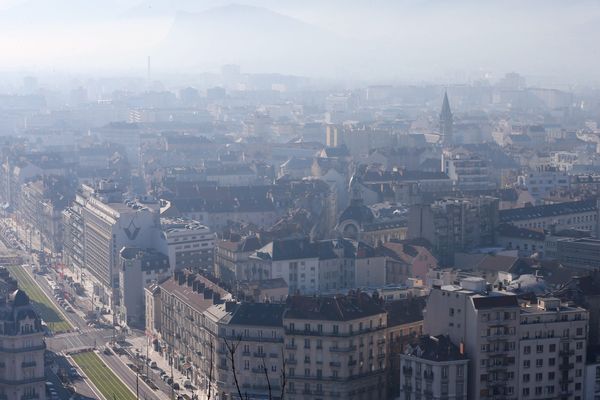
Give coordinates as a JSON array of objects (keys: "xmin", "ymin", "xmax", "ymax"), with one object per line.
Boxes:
[
  {"xmin": 49, "ymin": 355, "xmax": 96, "ymax": 400},
  {"xmin": 98, "ymin": 352, "xmax": 163, "ymax": 400}
]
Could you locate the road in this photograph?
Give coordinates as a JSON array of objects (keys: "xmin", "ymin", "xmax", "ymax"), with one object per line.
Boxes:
[
  {"xmin": 1, "ymin": 220, "xmax": 178, "ymax": 400},
  {"xmin": 18, "ymin": 257, "xmax": 169, "ymax": 400}
]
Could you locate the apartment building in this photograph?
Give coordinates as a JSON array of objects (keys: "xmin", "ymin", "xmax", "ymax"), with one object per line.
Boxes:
[
  {"xmin": 201, "ymin": 302, "xmax": 287, "ymax": 400},
  {"xmin": 524, "ymin": 165, "xmax": 571, "ymax": 203},
  {"xmin": 424, "ymin": 277, "xmax": 589, "ymax": 400},
  {"xmin": 214, "ymin": 236, "xmax": 264, "ymax": 284},
  {"xmin": 499, "ymin": 198, "xmax": 597, "ymax": 233},
  {"xmin": 408, "ymin": 197, "xmax": 499, "ymax": 265},
  {"xmin": 442, "ymin": 150, "xmax": 495, "ymax": 192},
  {"xmin": 0, "ymin": 289, "xmax": 46, "ymax": 400},
  {"xmin": 519, "ymin": 297, "xmax": 587, "ymax": 400},
  {"xmin": 156, "ymin": 270, "xmax": 232, "ymax": 380},
  {"xmin": 159, "ymin": 217, "xmax": 216, "ymax": 272},
  {"xmin": 283, "ymin": 293, "xmax": 388, "ymax": 400},
  {"xmin": 399, "ymin": 335, "xmax": 469, "ymax": 400}
]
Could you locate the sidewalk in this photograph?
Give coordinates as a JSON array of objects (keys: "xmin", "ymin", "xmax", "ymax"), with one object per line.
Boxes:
[{"xmin": 129, "ymin": 336, "xmax": 206, "ymax": 400}]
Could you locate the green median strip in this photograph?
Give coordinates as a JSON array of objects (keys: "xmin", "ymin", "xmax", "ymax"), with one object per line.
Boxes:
[
  {"xmin": 7, "ymin": 265, "xmax": 71, "ymax": 333},
  {"xmin": 72, "ymin": 351, "xmax": 137, "ymax": 400}
]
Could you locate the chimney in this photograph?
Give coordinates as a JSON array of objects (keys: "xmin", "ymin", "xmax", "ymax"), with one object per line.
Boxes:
[
  {"xmin": 187, "ymin": 274, "xmax": 195, "ymax": 287},
  {"xmin": 196, "ymin": 282, "xmax": 205, "ymax": 293},
  {"xmin": 225, "ymin": 301, "xmax": 236, "ymax": 312},
  {"xmin": 178, "ymin": 273, "xmax": 185, "ymax": 285},
  {"xmin": 212, "ymin": 292, "xmax": 220, "ymax": 304},
  {"xmin": 204, "ymin": 288, "xmax": 213, "ymax": 299},
  {"xmin": 459, "ymin": 341, "xmax": 465, "ymax": 355}
]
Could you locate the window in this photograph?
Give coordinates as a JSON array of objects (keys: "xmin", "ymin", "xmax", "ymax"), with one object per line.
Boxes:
[
  {"xmin": 536, "ymin": 345, "xmax": 543, "ymax": 353},
  {"xmin": 244, "ymin": 360, "xmax": 249, "ymax": 370},
  {"xmin": 535, "ymin": 373, "xmax": 542, "ymax": 382},
  {"xmin": 523, "ymin": 373, "xmax": 530, "ymax": 382},
  {"xmin": 333, "ymin": 325, "xmax": 339, "ymax": 334},
  {"xmin": 304, "ymin": 339, "xmax": 310, "ymax": 349},
  {"xmin": 523, "ymin": 360, "xmax": 530, "ymax": 368},
  {"xmin": 524, "ymin": 346, "xmax": 531, "ymax": 354},
  {"xmin": 549, "ymin": 358, "xmax": 555, "ymax": 366},
  {"xmin": 536, "ymin": 359, "xmax": 543, "ymax": 368}
]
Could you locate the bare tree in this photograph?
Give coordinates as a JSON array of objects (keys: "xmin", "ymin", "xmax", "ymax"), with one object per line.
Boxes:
[
  {"xmin": 224, "ymin": 336, "xmax": 248, "ymax": 400},
  {"xmin": 207, "ymin": 339, "xmax": 214, "ymax": 400},
  {"xmin": 279, "ymin": 347, "xmax": 287, "ymax": 400},
  {"xmin": 223, "ymin": 337, "xmax": 288, "ymax": 400},
  {"xmin": 259, "ymin": 355, "xmax": 272, "ymax": 400}
]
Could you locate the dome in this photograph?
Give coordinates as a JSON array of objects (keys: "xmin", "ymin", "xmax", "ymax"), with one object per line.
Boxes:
[
  {"xmin": 338, "ymin": 199, "xmax": 375, "ymax": 226},
  {"xmin": 9, "ymin": 289, "xmax": 30, "ymax": 307}
]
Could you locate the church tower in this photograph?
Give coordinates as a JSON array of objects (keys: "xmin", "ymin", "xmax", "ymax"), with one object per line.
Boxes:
[{"xmin": 439, "ymin": 91, "xmax": 453, "ymax": 145}]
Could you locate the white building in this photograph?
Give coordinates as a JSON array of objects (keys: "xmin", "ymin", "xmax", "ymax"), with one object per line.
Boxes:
[
  {"xmin": 118, "ymin": 247, "xmax": 170, "ymax": 328},
  {"xmin": 424, "ymin": 278, "xmax": 588, "ymax": 400},
  {"xmin": 159, "ymin": 217, "xmax": 216, "ymax": 272},
  {"xmin": 80, "ymin": 181, "xmax": 161, "ymax": 312}
]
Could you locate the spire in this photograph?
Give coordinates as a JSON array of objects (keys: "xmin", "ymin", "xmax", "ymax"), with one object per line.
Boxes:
[{"xmin": 439, "ymin": 90, "xmax": 453, "ymax": 145}]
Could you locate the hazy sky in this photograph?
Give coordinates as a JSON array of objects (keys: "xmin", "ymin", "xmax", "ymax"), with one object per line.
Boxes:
[{"xmin": 1, "ymin": 0, "xmax": 600, "ymax": 83}]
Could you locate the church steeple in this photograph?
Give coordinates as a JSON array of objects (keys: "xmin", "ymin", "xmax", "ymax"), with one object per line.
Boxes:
[{"xmin": 440, "ymin": 91, "xmax": 453, "ymax": 145}]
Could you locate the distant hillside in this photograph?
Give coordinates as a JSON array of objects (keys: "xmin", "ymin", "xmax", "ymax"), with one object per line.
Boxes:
[{"xmin": 154, "ymin": 3, "xmax": 351, "ymax": 75}]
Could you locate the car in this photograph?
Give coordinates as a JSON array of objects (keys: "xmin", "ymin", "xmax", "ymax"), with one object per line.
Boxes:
[
  {"xmin": 69, "ymin": 367, "xmax": 80, "ymax": 378},
  {"xmin": 65, "ymin": 306, "xmax": 74, "ymax": 313},
  {"xmin": 184, "ymin": 380, "xmax": 192, "ymax": 389},
  {"xmin": 150, "ymin": 361, "xmax": 158, "ymax": 369},
  {"xmin": 166, "ymin": 377, "xmax": 173, "ymax": 385}
]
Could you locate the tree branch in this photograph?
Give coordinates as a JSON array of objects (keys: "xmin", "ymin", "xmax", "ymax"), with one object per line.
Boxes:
[
  {"xmin": 260, "ymin": 354, "xmax": 272, "ymax": 400},
  {"xmin": 279, "ymin": 347, "xmax": 287, "ymax": 400},
  {"xmin": 224, "ymin": 336, "xmax": 247, "ymax": 400}
]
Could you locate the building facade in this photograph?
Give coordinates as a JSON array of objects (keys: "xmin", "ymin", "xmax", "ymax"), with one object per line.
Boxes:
[
  {"xmin": 0, "ymin": 289, "xmax": 46, "ymax": 400},
  {"xmin": 399, "ymin": 335, "xmax": 468, "ymax": 400}
]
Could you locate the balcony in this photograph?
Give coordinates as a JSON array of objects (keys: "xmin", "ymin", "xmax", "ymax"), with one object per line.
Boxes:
[
  {"xmin": 348, "ymin": 360, "xmax": 357, "ymax": 366},
  {"xmin": 329, "ymin": 345, "xmax": 357, "ymax": 352},
  {"xmin": 21, "ymin": 361, "xmax": 37, "ymax": 368},
  {"xmin": 559, "ymin": 349, "xmax": 575, "ymax": 357},
  {"xmin": 402, "ymin": 366, "xmax": 413, "ymax": 376},
  {"xmin": 286, "ymin": 359, "xmax": 297, "ymax": 365},
  {"xmin": 423, "ymin": 371, "xmax": 434, "ymax": 381},
  {"xmin": 285, "ymin": 344, "xmax": 297, "ymax": 350},
  {"xmin": 559, "ymin": 363, "xmax": 574, "ymax": 371}
]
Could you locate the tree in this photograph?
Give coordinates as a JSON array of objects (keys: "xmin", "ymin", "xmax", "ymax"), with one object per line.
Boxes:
[
  {"xmin": 223, "ymin": 336, "xmax": 287, "ymax": 400},
  {"xmin": 207, "ymin": 339, "xmax": 214, "ymax": 400}
]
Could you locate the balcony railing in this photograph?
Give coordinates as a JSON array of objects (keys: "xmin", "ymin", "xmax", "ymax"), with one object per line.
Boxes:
[{"xmin": 329, "ymin": 345, "xmax": 357, "ymax": 352}]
